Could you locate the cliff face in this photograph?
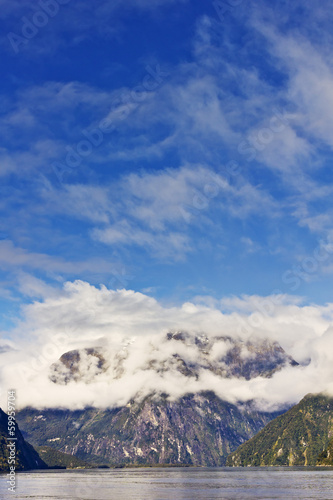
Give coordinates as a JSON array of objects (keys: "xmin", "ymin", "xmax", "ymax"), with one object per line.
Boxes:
[
  {"xmin": 317, "ymin": 437, "xmax": 333, "ymax": 466},
  {"xmin": 0, "ymin": 408, "xmax": 47, "ymax": 471},
  {"xmin": 17, "ymin": 392, "xmax": 281, "ymax": 466},
  {"xmin": 226, "ymin": 394, "xmax": 333, "ymax": 467}
]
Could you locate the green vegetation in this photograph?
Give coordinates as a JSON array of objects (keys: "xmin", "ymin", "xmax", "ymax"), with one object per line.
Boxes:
[
  {"xmin": 0, "ymin": 408, "xmax": 47, "ymax": 471},
  {"xmin": 317, "ymin": 437, "xmax": 333, "ymax": 466},
  {"xmin": 35, "ymin": 446, "xmax": 91, "ymax": 468},
  {"xmin": 226, "ymin": 394, "xmax": 333, "ymax": 466}
]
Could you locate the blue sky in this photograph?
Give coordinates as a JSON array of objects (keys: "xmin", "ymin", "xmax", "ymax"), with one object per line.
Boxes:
[{"xmin": 1, "ymin": 0, "xmax": 333, "ymax": 334}]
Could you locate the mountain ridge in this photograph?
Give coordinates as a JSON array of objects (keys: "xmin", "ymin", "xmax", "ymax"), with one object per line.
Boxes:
[
  {"xmin": 17, "ymin": 391, "xmax": 284, "ymax": 466},
  {"xmin": 48, "ymin": 332, "xmax": 298, "ymax": 387},
  {"xmin": 15, "ymin": 333, "xmax": 298, "ymax": 467},
  {"xmin": 226, "ymin": 393, "xmax": 333, "ymax": 466}
]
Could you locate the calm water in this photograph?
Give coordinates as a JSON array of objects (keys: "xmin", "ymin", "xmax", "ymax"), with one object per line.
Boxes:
[{"xmin": 1, "ymin": 467, "xmax": 333, "ymax": 500}]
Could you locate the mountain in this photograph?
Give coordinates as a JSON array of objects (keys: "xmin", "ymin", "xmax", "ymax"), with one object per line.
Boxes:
[
  {"xmin": 35, "ymin": 446, "xmax": 91, "ymax": 469},
  {"xmin": 17, "ymin": 392, "xmax": 282, "ymax": 466},
  {"xmin": 226, "ymin": 393, "xmax": 333, "ymax": 466},
  {"xmin": 0, "ymin": 408, "xmax": 47, "ymax": 471},
  {"xmin": 317, "ymin": 437, "xmax": 333, "ymax": 466},
  {"xmin": 16, "ymin": 332, "xmax": 298, "ymax": 466},
  {"xmin": 49, "ymin": 347, "xmax": 106, "ymax": 385},
  {"xmin": 48, "ymin": 332, "xmax": 298, "ymax": 385}
]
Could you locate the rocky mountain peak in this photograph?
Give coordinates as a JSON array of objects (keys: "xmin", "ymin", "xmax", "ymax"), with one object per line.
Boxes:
[{"xmin": 49, "ymin": 331, "xmax": 297, "ymax": 386}]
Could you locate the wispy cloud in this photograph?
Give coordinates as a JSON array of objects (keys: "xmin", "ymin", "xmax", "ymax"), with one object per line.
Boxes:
[
  {"xmin": 0, "ymin": 240, "xmax": 122, "ymax": 284},
  {"xmin": 84, "ymin": 165, "xmax": 279, "ymax": 259},
  {"xmin": 1, "ymin": 0, "xmax": 333, "ymax": 331}
]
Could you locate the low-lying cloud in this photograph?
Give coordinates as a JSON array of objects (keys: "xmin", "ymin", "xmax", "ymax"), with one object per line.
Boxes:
[{"xmin": 1, "ymin": 280, "xmax": 333, "ymax": 412}]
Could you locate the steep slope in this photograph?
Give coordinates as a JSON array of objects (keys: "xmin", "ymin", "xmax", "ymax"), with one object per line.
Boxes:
[
  {"xmin": 317, "ymin": 437, "xmax": 333, "ymax": 466},
  {"xmin": 35, "ymin": 446, "xmax": 91, "ymax": 468},
  {"xmin": 17, "ymin": 392, "xmax": 282, "ymax": 466},
  {"xmin": 0, "ymin": 408, "xmax": 47, "ymax": 471},
  {"xmin": 226, "ymin": 394, "xmax": 333, "ymax": 466}
]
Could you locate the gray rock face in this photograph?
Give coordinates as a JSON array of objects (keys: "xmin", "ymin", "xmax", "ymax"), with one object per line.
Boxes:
[
  {"xmin": 17, "ymin": 393, "xmax": 283, "ymax": 466},
  {"xmin": 164, "ymin": 332, "xmax": 297, "ymax": 380},
  {"xmin": 49, "ymin": 348, "xmax": 107, "ymax": 385},
  {"xmin": 48, "ymin": 332, "xmax": 297, "ymax": 385}
]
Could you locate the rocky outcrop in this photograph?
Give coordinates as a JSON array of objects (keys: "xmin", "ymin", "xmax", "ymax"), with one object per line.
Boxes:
[
  {"xmin": 48, "ymin": 332, "xmax": 297, "ymax": 386},
  {"xmin": 49, "ymin": 348, "xmax": 107, "ymax": 384},
  {"xmin": 317, "ymin": 437, "xmax": 333, "ymax": 465}
]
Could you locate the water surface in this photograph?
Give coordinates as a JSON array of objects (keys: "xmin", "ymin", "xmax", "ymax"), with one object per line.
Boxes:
[{"xmin": 1, "ymin": 466, "xmax": 333, "ymax": 500}]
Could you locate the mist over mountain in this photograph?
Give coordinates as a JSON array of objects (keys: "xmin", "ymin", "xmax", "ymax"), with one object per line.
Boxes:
[
  {"xmin": 1, "ymin": 281, "xmax": 333, "ymax": 412},
  {"xmin": 13, "ymin": 304, "xmax": 301, "ymax": 466},
  {"xmin": 48, "ymin": 333, "xmax": 296, "ymax": 387}
]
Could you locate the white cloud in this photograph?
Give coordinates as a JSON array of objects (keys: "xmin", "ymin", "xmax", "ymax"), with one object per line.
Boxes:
[
  {"xmin": 1, "ymin": 3, "xmax": 333, "ymax": 418},
  {"xmin": 1, "ymin": 281, "xmax": 333, "ymax": 411},
  {"xmin": 41, "ymin": 184, "xmax": 112, "ymax": 224},
  {"xmin": 265, "ymin": 30, "xmax": 333, "ymax": 148},
  {"xmin": 86, "ymin": 165, "xmax": 278, "ymax": 259},
  {"xmin": 0, "ymin": 240, "xmax": 123, "ymax": 283},
  {"xmin": 93, "ymin": 221, "xmax": 191, "ymax": 260},
  {"xmin": 17, "ymin": 273, "xmax": 59, "ymax": 300}
]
